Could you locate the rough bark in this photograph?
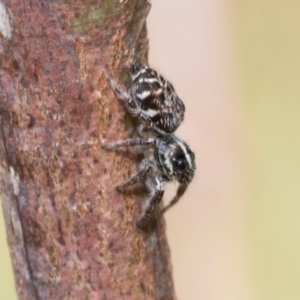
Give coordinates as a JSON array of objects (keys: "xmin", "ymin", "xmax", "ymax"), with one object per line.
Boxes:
[{"xmin": 0, "ymin": 1, "xmax": 176, "ymax": 299}]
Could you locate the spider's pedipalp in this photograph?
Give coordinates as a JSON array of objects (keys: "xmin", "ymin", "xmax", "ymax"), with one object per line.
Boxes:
[{"xmin": 161, "ymin": 182, "xmax": 189, "ymax": 214}]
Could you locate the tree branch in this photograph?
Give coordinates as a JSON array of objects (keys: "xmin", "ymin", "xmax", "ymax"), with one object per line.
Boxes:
[{"xmin": 0, "ymin": 0, "xmax": 176, "ymax": 299}]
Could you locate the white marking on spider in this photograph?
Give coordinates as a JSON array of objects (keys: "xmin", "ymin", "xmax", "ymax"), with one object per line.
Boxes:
[
  {"xmin": 143, "ymin": 77, "xmax": 158, "ymax": 83},
  {"xmin": 164, "ymin": 157, "xmax": 173, "ymax": 175},
  {"xmin": 177, "ymin": 140, "xmax": 193, "ymax": 168},
  {"xmin": 144, "ymin": 108, "xmax": 158, "ymax": 118},
  {"xmin": 131, "ymin": 71, "xmax": 141, "ymax": 81},
  {"xmin": 154, "ymin": 88, "xmax": 163, "ymax": 96},
  {"xmin": 137, "ymin": 90, "xmax": 151, "ymax": 100}
]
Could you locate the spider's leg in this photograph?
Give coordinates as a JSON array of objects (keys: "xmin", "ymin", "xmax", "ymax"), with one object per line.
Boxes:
[
  {"xmin": 116, "ymin": 162, "xmax": 152, "ymax": 193},
  {"xmin": 136, "ymin": 119, "xmax": 155, "ymax": 136},
  {"xmin": 161, "ymin": 182, "xmax": 189, "ymax": 214},
  {"xmin": 107, "ymin": 77, "xmax": 141, "ymax": 116},
  {"xmin": 101, "ymin": 138, "xmax": 155, "ymax": 150},
  {"xmin": 107, "ymin": 77, "xmax": 156, "ymax": 132},
  {"xmin": 137, "ymin": 176, "xmax": 166, "ymax": 228},
  {"xmin": 107, "ymin": 77, "xmax": 131, "ymax": 103}
]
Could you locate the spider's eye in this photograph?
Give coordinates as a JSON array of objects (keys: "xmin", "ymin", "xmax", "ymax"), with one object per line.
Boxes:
[{"xmin": 172, "ymin": 154, "xmax": 186, "ymax": 171}]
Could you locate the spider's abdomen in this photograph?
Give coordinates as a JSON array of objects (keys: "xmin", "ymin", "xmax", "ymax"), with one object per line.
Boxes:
[{"xmin": 131, "ymin": 62, "xmax": 185, "ymax": 135}]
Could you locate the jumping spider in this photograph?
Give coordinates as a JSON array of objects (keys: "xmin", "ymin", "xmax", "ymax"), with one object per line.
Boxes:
[
  {"xmin": 103, "ymin": 62, "xmax": 195, "ymax": 229},
  {"xmin": 107, "ymin": 62, "xmax": 185, "ymax": 136},
  {"xmin": 102, "ymin": 134, "xmax": 195, "ymax": 229}
]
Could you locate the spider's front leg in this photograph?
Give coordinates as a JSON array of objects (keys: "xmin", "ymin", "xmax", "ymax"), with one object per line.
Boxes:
[
  {"xmin": 161, "ymin": 182, "xmax": 189, "ymax": 214},
  {"xmin": 101, "ymin": 138, "xmax": 155, "ymax": 192},
  {"xmin": 106, "ymin": 77, "xmax": 131, "ymax": 104},
  {"xmin": 101, "ymin": 137, "xmax": 155, "ymax": 150},
  {"xmin": 106, "ymin": 77, "xmax": 141, "ymax": 118},
  {"xmin": 115, "ymin": 162, "xmax": 152, "ymax": 193},
  {"xmin": 106, "ymin": 76, "xmax": 154, "ymax": 133}
]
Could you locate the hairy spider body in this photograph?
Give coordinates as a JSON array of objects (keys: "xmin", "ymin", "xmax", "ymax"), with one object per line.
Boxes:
[
  {"xmin": 107, "ymin": 62, "xmax": 185, "ymax": 135},
  {"xmin": 102, "ymin": 135, "xmax": 195, "ymax": 229},
  {"xmin": 104, "ymin": 62, "xmax": 195, "ymax": 230}
]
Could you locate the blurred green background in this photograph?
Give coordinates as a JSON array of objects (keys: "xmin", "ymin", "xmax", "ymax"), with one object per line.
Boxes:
[{"xmin": 1, "ymin": 0, "xmax": 300, "ymax": 299}]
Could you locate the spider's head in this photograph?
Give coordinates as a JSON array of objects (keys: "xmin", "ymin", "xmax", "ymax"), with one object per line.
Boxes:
[{"xmin": 155, "ymin": 135, "xmax": 196, "ymax": 183}]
